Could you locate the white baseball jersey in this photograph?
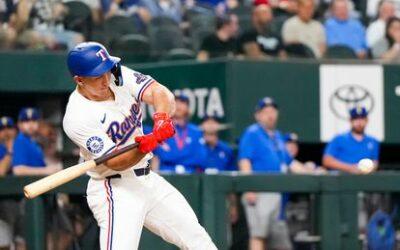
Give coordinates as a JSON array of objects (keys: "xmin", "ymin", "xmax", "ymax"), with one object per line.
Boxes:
[
  {"xmin": 63, "ymin": 65, "xmax": 217, "ymax": 250},
  {"xmin": 63, "ymin": 66, "xmax": 153, "ymax": 179}
]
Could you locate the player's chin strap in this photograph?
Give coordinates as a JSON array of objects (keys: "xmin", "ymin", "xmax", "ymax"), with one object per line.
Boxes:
[{"xmin": 111, "ymin": 63, "xmax": 123, "ymax": 86}]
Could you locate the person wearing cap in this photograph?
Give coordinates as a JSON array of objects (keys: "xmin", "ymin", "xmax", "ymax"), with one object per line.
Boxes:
[
  {"xmin": 0, "ymin": 116, "xmax": 17, "ymax": 176},
  {"xmin": 322, "ymin": 106, "xmax": 380, "ymax": 174},
  {"xmin": 12, "ymin": 107, "xmax": 61, "ymax": 176},
  {"xmin": 152, "ymin": 95, "xmax": 208, "ymax": 173},
  {"xmin": 200, "ymin": 116, "xmax": 234, "ymax": 172},
  {"xmin": 238, "ymin": 97, "xmax": 292, "ymax": 250}
]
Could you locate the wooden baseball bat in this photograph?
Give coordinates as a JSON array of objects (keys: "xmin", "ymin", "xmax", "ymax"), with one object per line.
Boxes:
[{"xmin": 23, "ymin": 143, "xmax": 139, "ymax": 199}]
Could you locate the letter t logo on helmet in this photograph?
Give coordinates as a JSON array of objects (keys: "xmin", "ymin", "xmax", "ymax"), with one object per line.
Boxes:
[{"xmin": 96, "ymin": 49, "xmax": 108, "ymax": 61}]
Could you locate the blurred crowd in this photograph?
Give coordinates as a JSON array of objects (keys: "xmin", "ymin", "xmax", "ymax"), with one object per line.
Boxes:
[
  {"xmin": 0, "ymin": 94, "xmax": 383, "ymax": 249},
  {"xmin": 2, "ymin": 0, "xmax": 400, "ymax": 62}
]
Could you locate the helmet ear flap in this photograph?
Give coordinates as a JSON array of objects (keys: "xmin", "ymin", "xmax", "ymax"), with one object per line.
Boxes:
[{"xmin": 111, "ymin": 63, "xmax": 123, "ymax": 86}]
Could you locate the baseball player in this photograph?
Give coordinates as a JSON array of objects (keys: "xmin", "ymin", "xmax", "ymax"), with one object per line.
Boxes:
[{"xmin": 63, "ymin": 42, "xmax": 217, "ymax": 250}]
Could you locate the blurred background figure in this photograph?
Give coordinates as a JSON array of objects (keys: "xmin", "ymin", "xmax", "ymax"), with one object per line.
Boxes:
[
  {"xmin": 282, "ymin": 0, "xmax": 326, "ymax": 58},
  {"xmin": 285, "ymin": 132, "xmax": 326, "ymax": 174},
  {"xmin": 372, "ymin": 16, "xmax": 400, "ymax": 61},
  {"xmin": 238, "ymin": 97, "xmax": 292, "ymax": 250},
  {"xmin": 238, "ymin": 3, "xmax": 285, "ymax": 59},
  {"xmin": 323, "ymin": 107, "xmax": 380, "ymax": 174},
  {"xmin": 152, "ymin": 95, "xmax": 207, "ymax": 173},
  {"xmin": 324, "ymin": 0, "xmax": 367, "ymax": 58},
  {"xmin": 0, "ymin": 117, "xmax": 17, "ymax": 176},
  {"xmin": 12, "ymin": 107, "xmax": 61, "ymax": 176},
  {"xmin": 197, "ymin": 14, "xmax": 239, "ymax": 61},
  {"xmin": 37, "ymin": 121, "xmax": 63, "ymax": 170},
  {"xmin": 200, "ymin": 116, "xmax": 234, "ymax": 172},
  {"xmin": 16, "ymin": 0, "xmax": 85, "ymax": 50},
  {"xmin": 101, "ymin": 0, "xmax": 153, "ymax": 31},
  {"xmin": 366, "ymin": 0, "xmax": 396, "ymax": 49}
]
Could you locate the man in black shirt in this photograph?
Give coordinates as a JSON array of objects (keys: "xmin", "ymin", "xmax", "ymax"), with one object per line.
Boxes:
[
  {"xmin": 197, "ymin": 14, "xmax": 239, "ymax": 61},
  {"xmin": 238, "ymin": 3, "xmax": 285, "ymax": 59}
]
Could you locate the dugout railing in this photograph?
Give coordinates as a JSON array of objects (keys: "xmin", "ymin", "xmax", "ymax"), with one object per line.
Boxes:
[{"xmin": 1, "ymin": 173, "xmax": 400, "ymax": 250}]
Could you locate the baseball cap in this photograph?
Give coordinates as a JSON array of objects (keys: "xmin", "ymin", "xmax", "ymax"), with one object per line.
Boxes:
[
  {"xmin": 349, "ymin": 107, "xmax": 368, "ymax": 119},
  {"xmin": 284, "ymin": 133, "xmax": 298, "ymax": 143},
  {"xmin": 18, "ymin": 107, "xmax": 41, "ymax": 122},
  {"xmin": 253, "ymin": 0, "xmax": 269, "ymax": 6},
  {"xmin": 0, "ymin": 117, "xmax": 14, "ymax": 130},
  {"xmin": 255, "ymin": 97, "xmax": 278, "ymax": 111},
  {"xmin": 175, "ymin": 94, "xmax": 190, "ymax": 104}
]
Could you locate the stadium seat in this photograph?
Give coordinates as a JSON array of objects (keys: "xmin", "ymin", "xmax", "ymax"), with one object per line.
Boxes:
[
  {"xmin": 150, "ymin": 16, "xmax": 179, "ymax": 28},
  {"xmin": 325, "ymin": 45, "xmax": 358, "ymax": 59},
  {"xmin": 104, "ymin": 16, "xmax": 140, "ymax": 44},
  {"xmin": 63, "ymin": 1, "xmax": 92, "ymax": 39},
  {"xmin": 111, "ymin": 34, "xmax": 151, "ymax": 62},
  {"xmin": 163, "ymin": 48, "xmax": 196, "ymax": 61},
  {"xmin": 284, "ymin": 43, "xmax": 316, "ymax": 59},
  {"xmin": 149, "ymin": 26, "xmax": 185, "ymax": 57}
]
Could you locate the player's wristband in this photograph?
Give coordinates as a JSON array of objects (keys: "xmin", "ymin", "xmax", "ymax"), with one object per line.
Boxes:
[{"xmin": 153, "ymin": 112, "xmax": 170, "ymax": 122}]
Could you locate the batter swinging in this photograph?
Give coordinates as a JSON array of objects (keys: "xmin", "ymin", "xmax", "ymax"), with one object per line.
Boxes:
[{"xmin": 63, "ymin": 42, "xmax": 217, "ymax": 250}]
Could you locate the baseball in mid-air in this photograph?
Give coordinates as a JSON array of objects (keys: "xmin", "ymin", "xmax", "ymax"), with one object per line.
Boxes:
[{"xmin": 358, "ymin": 158, "xmax": 375, "ymax": 173}]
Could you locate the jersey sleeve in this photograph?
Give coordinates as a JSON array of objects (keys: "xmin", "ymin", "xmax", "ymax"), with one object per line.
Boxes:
[
  {"xmin": 64, "ymin": 121, "xmax": 117, "ymax": 159},
  {"xmin": 121, "ymin": 66, "xmax": 155, "ymax": 101},
  {"xmin": 12, "ymin": 138, "xmax": 28, "ymax": 166},
  {"xmin": 238, "ymin": 130, "xmax": 255, "ymax": 161},
  {"xmin": 323, "ymin": 136, "xmax": 340, "ymax": 158}
]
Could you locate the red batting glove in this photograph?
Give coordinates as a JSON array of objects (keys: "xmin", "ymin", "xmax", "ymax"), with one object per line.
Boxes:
[
  {"xmin": 153, "ymin": 112, "xmax": 175, "ymax": 142},
  {"xmin": 135, "ymin": 134, "xmax": 159, "ymax": 153}
]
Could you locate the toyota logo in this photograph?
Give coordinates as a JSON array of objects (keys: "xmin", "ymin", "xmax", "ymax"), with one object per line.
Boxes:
[{"xmin": 329, "ymin": 85, "xmax": 374, "ymax": 120}]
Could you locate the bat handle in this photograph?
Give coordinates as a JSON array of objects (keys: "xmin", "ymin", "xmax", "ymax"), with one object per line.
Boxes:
[{"xmin": 94, "ymin": 142, "xmax": 139, "ymax": 165}]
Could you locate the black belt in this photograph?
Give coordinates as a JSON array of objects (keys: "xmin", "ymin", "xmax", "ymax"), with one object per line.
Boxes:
[{"xmin": 106, "ymin": 165, "xmax": 150, "ymax": 179}]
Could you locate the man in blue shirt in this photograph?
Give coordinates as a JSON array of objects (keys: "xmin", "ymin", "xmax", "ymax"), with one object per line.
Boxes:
[
  {"xmin": 200, "ymin": 116, "xmax": 234, "ymax": 172},
  {"xmin": 325, "ymin": 0, "xmax": 367, "ymax": 58},
  {"xmin": 323, "ymin": 107, "xmax": 380, "ymax": 174},
  {"xmin": 152, "ymin": 95, "xmax": 207, "ymax": 173},
  {"xmin": 12, "ymin": 107, "xmax": 61, "ymax": 176},
  {"xmin": 238, "ymin": 97, "xmax": 292, "ymax": 250},
  {"xmin": 0, "ymin": 116, "xmax": 17, "ymax": 176}
]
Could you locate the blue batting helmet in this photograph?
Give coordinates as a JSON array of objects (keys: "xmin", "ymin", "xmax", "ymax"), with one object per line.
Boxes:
[{"xmin": 67, "ymin": 42, "xmax": 121, "ymax": 77}]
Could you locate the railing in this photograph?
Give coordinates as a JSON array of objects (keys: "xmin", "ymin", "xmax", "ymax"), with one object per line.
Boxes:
[{"xmin": 1, "ymin": 173, "xmax": 400, "ymax": 250}]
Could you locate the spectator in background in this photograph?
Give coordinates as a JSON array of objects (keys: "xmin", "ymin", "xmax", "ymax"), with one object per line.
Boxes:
[
  {"xmin": 323, "ymin": 107, "xmax": 380, "ymax": 174},
  {"xmin": 0, "ymin": 0, "xmax": 18, "ymax": 50},
  {"xmin": 0, "ymin": 117, "xmax": 17, "ymax": 176},
  {"xmin": 197, "ymin": 14, "xmax": 239, "ymax": 61},
  {"xmin": 102, "ymin": 0, "xmax": 152, "ymax": 29},
  {"xmin": 367, "ymin": 0, "xmax": 396, "ymax": 48},
  {"xmin": 200, "ymin": 116, "xmax": 234, "ymax": 172},
  {"xmin": 152, "ymin": 95, "xmax": 207, "ymax": 173},
  {"xmin": 12, "ymin": 107, "xmax": 61, "ymax": 176},
  {"xmin": 372, "ymin": 17, "xmax": 400, "ymax": 61},
  {"xmin": 282, "ymin": 0, "xmax": 326, "ymax": 58},
  {"xmin": 16, "ymin": 0, "xmax": 84, "ymax": 50},
  {"xmin": 141, "ymin": 0, "xmax": 182, "ymax": 23},
  {"xmin": 324, "ymin": 0, "xmax": 367, "ymax": 58},
  {"xmin": 37, "ymin": 121, "xmax": 63, "ymax": 170},
  {"xmin": 238, "ymin": 3, "xmax": 285, "ymax": 59},
  {"xmin": 238, "ymin": 97, "xmax": 292, "ymax": 250},
  {"xmin": 285, "ymin": 132, "xmax": 326, "ymax": 174}
]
